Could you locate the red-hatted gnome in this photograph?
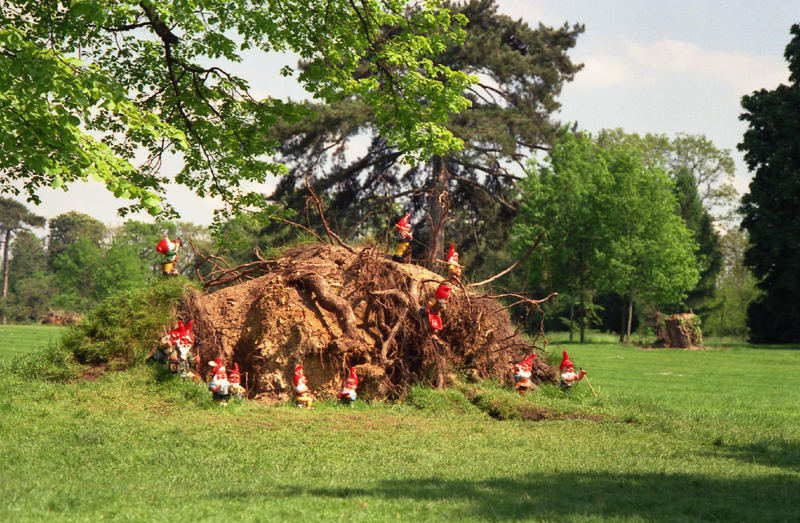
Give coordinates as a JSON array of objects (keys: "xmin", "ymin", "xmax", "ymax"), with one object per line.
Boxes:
[
  {"xmin": 513, "ymin": 353, "xmax": 536, "ymax": 395},
  {"xmin": 228, "ymin": 363, "xmax": 246, "ymax": 399},
  {"xmin": 336, "ymin": 367, "xmax": 359, "ymax": 404},
  {"xmin": 156, "ymin": 237, "xmax": 182, "ymax": 276},
  {"xmin": 154, "ymin": 321, "xmax": 183, "ymax": 365},
  {"xmin": 559, "ymin": 350, "xmax": 587, "ymax": 390},
  {"xmin": 422, "ymin": 282, "xmax": 452, "ymax": 331},
  {"xmin": 292, "ymin": 365, "xmax": 314, "ymax": 409},
  {"xmin": 208, "ymin": 357, "xmax": 231, "ymax": 403},
  {"xmin": 392, "ymin": 213, "xmax": 413, "ymax": 262},
  {"xmin": 172, "ymin": 320, "xmax": 199, "ymax": 381},
  {"xmin": 446, "ymin": 242, "xmax": 463, "ymax": 281}
]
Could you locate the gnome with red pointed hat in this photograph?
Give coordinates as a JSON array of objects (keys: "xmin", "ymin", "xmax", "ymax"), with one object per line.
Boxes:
[
  {"xmin": 208, "ymin": 357, "xmax": 231, "ymax": 403},
  {"xmin": 392, "ymin": 213, "xmax": 413, "ymax": 262},
  {"xmin": 156, "ymin": 237, "xmax": 182, "ymax": 276},
  {"xmin": 336, "ymin": 367, "xmax": 359, "ymax": 404},
  {"xmin": 292, "ymin": 365, "xmax": 314, "ymax": 408},
  {"xmin": 446, "ymin": 242, "xmax": 463, "ymax": 281},
  {"xmin": 422, "ymin": 282, "xmax": 452, "ymax": 331},
  {"xmin": 174, "ymin": 320, "xmax": 199, "ymax": 381},
  {"xmin": 513, "ymin": 353, "xmax": 536, "ymax": 394},
  {"xmin": 559, "ymin": 350, "xmax": 587, "ymax": 390},
  {"xmin": 229, "ymin": 363, "xmax": 246, "ymax": 399}
]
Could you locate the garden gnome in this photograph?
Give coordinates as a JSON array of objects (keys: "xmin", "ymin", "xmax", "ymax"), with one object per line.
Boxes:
[
  {"xmin": 336, "ymin": 367, "xmax": 359, "ymax": 404},
  {"xmin": 208, "ymin": 357, "xmax": 231, "ymax": 403},
  {"xmin": 156, "ymin": 321, "xmax": 183, "ymax": 365},
  {"xmin": 175, "ymin": 320, "xmax": 200, "ymax": 381},
  {"xmin": 513, "ymin": 353, "xmax": 535, "ymax": 395},
  {"xmin": 156, "ymin": 237, "xmax": 182, "ymax": 276},
  {"xmin": 229, "ymin": 363, "xmax": 246, "ymax": 399},
  {"xmin": 423, "ymin": 282, "xmax": 452, "ymax": 331},
  {"xmin": 392, "ymin": 213, "xmax": 413, "ymax": 262},
  {"xmin": 446, "ymin": 242, "xmax": 462, "ymax": 281},
  {"xmin": 292, "ymin": 365, "xmax": 314, "ymax": 409},
  {"xmin": 559, "ymin": 350, "xmax": 587, "ymax": 390}
]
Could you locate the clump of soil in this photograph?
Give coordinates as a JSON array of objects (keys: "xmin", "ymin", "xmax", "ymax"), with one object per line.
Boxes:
[{"xmin": 179, "ymin": 243, "xmax": 556, "ymax": 402}]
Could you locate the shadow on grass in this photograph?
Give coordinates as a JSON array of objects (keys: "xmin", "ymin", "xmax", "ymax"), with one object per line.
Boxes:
[
  {"xmin": 260, "ymin": 472, "xmax": 800, "ymax": 521},
  {"xmin": 703, "ymin": 439, "xmax": 800, "ymax": 472}
]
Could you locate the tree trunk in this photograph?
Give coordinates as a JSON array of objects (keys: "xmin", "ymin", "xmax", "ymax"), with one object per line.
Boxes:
[
  {"xmin": 1, "ymin": 228, "xmax": 10, "ymax": 325},
  {"xmin": 426, "ymin": 155, "xmax": 450, "ymax": 270},
  {"xmin": 625, "ymin": 284, "xmax": 634, "ymax": 343},
  {"xmin": 619, "ymin": 294, "xmax": 625, "ymax": 343},
  {"xmin": 579, "ymin": 291, "xmax": 586, "ymax": 343},
  {"xmin": 568, "ymin": 301, "xmax": 574, "ymax": 343}
]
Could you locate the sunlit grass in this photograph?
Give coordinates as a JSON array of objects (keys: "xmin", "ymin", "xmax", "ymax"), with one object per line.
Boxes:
[{"xmin": 1, "ymin": 329, "xmax": 799, "ymax": 521}]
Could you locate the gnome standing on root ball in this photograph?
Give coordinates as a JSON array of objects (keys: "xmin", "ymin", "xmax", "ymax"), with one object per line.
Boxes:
[
  {"xmin": 336, "ymin": 367, "xmax": 359, "ymax": 404},
  {"xmin": 513, "ymin": 353, "xmax": 536, "ymax": 395},
  {"xmin": 559, "ymin": 350, "xmax": 587, "ymax": 390},
  {"xmin": 292, "ymin": 365, "xmax": 314, "ymax": 409},
  {"xmin": 392, "ymin": 213, "xmax": 413, "ymax": 262},
  {"xmin": 446, "ymin": 242, "xmax": 463, "ymax": 282},
  {"xmin": 208, "ymin": 358, "xmax": 231, "ymax": 403},
  {"xmin": 421, "ymin": 282, "xmax": 452, "ymax": 331},
  {"xmin": 156, "ymin": 237, "xmax": 182, "ymax": 276}
]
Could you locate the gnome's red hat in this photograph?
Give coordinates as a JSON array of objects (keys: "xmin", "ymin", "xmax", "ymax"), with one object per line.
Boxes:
[
  {"xmin": 560, "ymin": 350, "xmax": 574, "ymax": 371},
  {"xmin": 209, "ymin": 357, "xmax": 226, "ymax": 378},
  {"xmin": 156, "ymin": 237, "xmax": 174, "ymax": 254},
  {"xmin": 229, "ymin": 362, "xmax": 240, "ymax": 383},
  {"xmin": 293, "ymin": 365, "xmax": 304, "ymax": 387},
  {"xmin": 518, "ymin": 353, "xmax": 535, "ymax": 372},
  {"xmin": 447, "ymin": 243, "xmax": 458, "ymax": 262},
  {"xmin": 346, "ymin": 366, "xmax": 358, "ymax": 387},
  {"xmin": 230, "ymin": 362, "xmax": 240, "ymax": 377},
  {"xmin": 435, "ymin": 283, "xmax": 452, "ymax": 301}
]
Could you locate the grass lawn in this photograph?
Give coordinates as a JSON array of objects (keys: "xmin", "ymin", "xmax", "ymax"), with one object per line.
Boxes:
[
  {"xmin": 0, "ymin": 325, "xmax": 66, "ymax": 363},
  {"xmin": 1, "ymin": 330, "xmax": 799, "ymax": 521}
]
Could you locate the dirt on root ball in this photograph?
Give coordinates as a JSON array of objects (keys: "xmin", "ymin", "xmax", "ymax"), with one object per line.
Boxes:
[{"xmin": 178, "ymin": 244, "xmax": 557, "ymax": 402}]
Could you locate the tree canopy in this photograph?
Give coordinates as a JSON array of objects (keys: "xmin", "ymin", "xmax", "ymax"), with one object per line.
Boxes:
[
  {"xmin": 738, "ymin": 23, "xmax": 800, "ymax": 342},
  {"xmin": 1, "ymin": 0, "xmax": 473, "ymax": 225},
  {"xmin": 268, "ymin": 0, "xmax": 583, "ymax": 268}
]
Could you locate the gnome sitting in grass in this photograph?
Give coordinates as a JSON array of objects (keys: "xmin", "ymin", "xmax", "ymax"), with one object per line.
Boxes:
[
  {"xmin": 208, "ymin": 358, "xmax": 231, "ymax": 403},
  {"xmin": 173, "ymin": 320, "xmax": 200, "ymax": 381},
  {"xmin": 513, "ymin": 353, "xmax": 536, "ymax": 395},
  {"xmin": 559, "ymin": 350, "xmax": 587, "ymax": 390},
  {"xmin": 336, "ymin": 367, "xmax": 359, "ymax": 405},
  {"xmin": 229, "ymin": 363, "xmax": 246, "ymax": 400},
  {"xmin": 292, "ymin": 365, "xmax": 314, "ymax": 409}
]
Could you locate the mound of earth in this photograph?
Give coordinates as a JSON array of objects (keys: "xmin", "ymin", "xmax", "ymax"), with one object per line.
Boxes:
[{"xmin": 178, "ymin": 243, "xmax": 556, "ymax": 402}]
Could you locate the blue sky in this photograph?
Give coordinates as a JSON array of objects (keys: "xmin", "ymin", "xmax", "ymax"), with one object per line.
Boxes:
[{"xmin": 25, "ymin": 0, "xmax": 800, "ymax": 228}]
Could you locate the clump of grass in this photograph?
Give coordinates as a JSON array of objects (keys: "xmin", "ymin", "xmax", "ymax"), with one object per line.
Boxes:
[
  {"xmin": 61, "ymin": 277, "xmax": 189, "ymax": 365},
  {"xmin": 404, "ymin": 384, "xmax": 480, "ymax": 416},
  {"xmin": 10, "ymin": 278, "xmax": 190, "ymax": 381},
  {"xmin": 8, "ymin": 341, "xmax": 81, "ymax": 382}
]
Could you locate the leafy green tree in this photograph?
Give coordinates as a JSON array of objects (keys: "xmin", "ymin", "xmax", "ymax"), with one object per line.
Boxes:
[
  {"xmin": 1, "ymin": 1, "xmax": 473, "ymax": 225},
  {"xmin": 47, "ymin": 211, "xmax": 106, "ymax": 266},
  {"xmin": 512, "ymin": 131, "xmax": 610, "ymax": 342},
  {"xmin": 5, "ymin": 230, "xmax": 53, "ymax": 322},
  {"xmin": 0, "ymin": 198, "xmax": 46, "ymax": 323},
  {"xmin": 270, "ymin": 0, "xmax": 583, "ymax": 268},
  {"xmin": 704, "ymin": 229, "xmax": 761, "ymax": 337},
  {"xmin": 601, "ymin": 144, "xmax": 701, "ymax": 342},
  {"xmin": 596, "ymin": 130, "xmax": 725, "ymax": 330},
  {"xmin": 738, "ymin": 23, "xmax": 800, "ymax": 342}
]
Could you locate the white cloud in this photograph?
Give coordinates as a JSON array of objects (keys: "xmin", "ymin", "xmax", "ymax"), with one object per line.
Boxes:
[{"xmin": 574, "ymin": 38, "xmax": 789, "ymax": 95}]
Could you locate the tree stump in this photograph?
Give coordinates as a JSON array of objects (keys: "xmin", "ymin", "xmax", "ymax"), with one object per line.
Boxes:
[{"xmin": 663, "ymin": 313, "xmax": 703, "ymax": 349}]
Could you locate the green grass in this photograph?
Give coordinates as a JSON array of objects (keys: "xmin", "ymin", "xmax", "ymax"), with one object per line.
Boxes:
[
  {"xmin": 0, "ymin": 325, "xmax": 66, "ymax": 363},
  {"xmin": 2, "ymin": 330, "xmax": 800, "ymax": 521}
]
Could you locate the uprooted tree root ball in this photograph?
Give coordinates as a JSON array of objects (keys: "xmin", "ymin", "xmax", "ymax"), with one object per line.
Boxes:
[{"xmin": 179, "ymin": 243, "xmax": 557, "ymax": 402}]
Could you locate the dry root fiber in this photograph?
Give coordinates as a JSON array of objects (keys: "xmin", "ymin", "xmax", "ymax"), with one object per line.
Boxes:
[{"xmin": 179, "ymin": 243, "xmax": 556, "ymax": 401}]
